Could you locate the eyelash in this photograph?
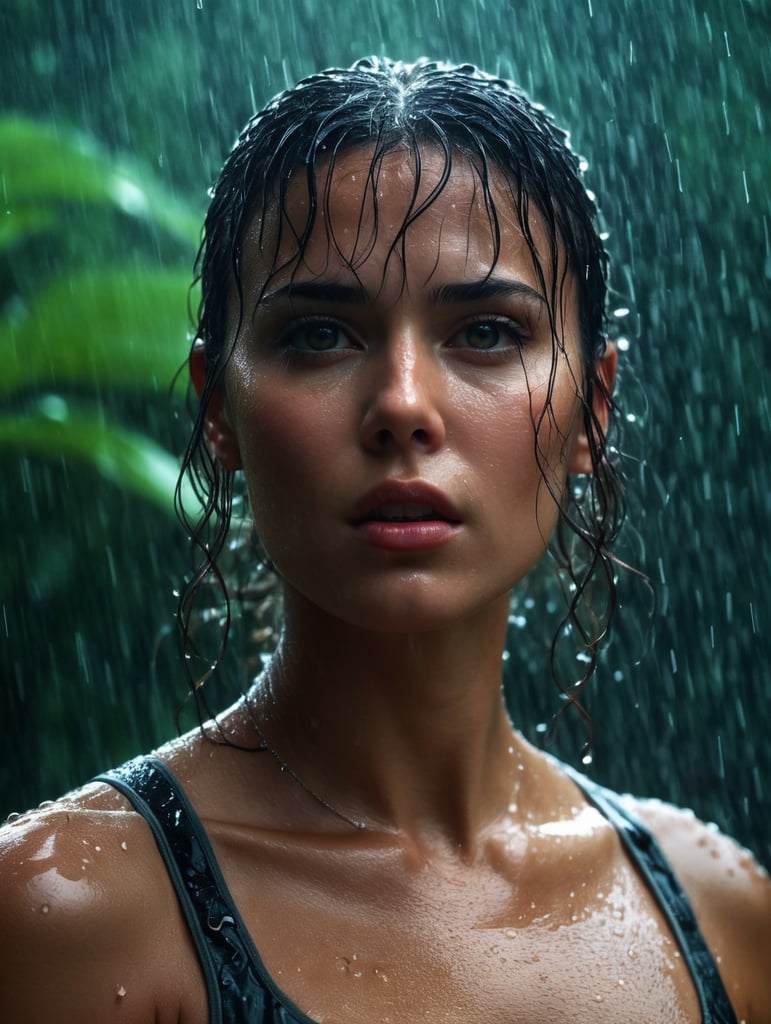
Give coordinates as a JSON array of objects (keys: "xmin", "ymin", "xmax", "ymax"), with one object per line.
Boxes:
[
  {"xmin": 449, "ymin": 317, "xmax": 529, "ymax": 355},
  {"xmin": 274, "ymin": 315, "xmax": 529, "ymax": 360},
  {"xmin": 277, "ymin": 318, "xmax": 356, "ymax": 355}
]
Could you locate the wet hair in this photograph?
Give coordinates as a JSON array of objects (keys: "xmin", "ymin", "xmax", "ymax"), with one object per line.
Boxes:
[{"xmin": 176, "ymin": 56, "xmax": 625, "ymax": 737}]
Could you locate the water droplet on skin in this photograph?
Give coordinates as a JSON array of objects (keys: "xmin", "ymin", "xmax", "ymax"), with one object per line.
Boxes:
[
  {"xmin": 595, "ymin": 994, "xmax": 604, "ymax": 1003},
  {"xmin": 335, "ymin": 957, "xmax": 350, "ymax": 974},
  {"xmin": 120, "ymin": 841, "xmax": 128, "ymax": 851},
  {"xmin": 116, "ymin": 985, "xmax": 126, "ymax": 999},
  {"xmin": 41, "ymin": 904, "xmax": 50, "ymax": 914},
  {"xmin": 5, "ymin": 812, "xmax": 20, "ymax": 823},
  {"xmin": 94, "ymin": 846, "xmax": 101, "ymax": 853},
  {"xmin": 504, "ymin": 928, "xmax": 516, "ymax": 939}
]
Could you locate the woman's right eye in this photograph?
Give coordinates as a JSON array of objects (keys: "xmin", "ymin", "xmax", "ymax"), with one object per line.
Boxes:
[{"xmin": 280, "ymin": 321, "xmax": 351, "ymax": 352}]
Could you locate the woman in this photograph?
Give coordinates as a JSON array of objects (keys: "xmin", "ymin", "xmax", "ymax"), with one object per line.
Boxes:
[{"xmin": 2, "ymin": 58, "xmax": 769, "ymax": 1023}]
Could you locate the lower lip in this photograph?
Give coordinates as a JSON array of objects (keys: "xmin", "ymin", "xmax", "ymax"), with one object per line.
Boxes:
[{"xmin": 353, "ymin": 520, "xmax": 459, "ymax": 552}]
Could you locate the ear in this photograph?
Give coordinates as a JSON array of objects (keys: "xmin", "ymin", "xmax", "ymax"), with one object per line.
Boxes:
[
  {"xmin": 190, "ymin": 339, "xmax": 243, "ymax": 471},
  {"xmin": 568, "ymin": 342, "xmax": 618, "ymax": 475}
]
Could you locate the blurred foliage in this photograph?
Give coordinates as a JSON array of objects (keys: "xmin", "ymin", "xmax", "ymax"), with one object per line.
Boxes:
[
  {"xmin": 0, "ymin": 113, "xmax": 197, "ymax": 510},
  {"xmin": 0, "ymin": 0, "xmax": 768, "ymax": 865},
  {"xmin": 0, "ymin": 107, "xmax": 200, "ymax": 794}
]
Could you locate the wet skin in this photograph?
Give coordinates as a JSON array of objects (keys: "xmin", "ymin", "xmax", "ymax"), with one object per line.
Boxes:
[
  {"xmin": 206, "ymin": 146, "xmax": 594, "ymax": 636},
  {"xmin": 1, "ymin": 147, "xmax": 770, "ymax": 1023}
]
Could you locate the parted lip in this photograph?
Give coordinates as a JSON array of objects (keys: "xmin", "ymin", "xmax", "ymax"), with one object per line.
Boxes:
[{"xmin": 350, "ymin": 480, "xmax": 462, "ymax": 524}]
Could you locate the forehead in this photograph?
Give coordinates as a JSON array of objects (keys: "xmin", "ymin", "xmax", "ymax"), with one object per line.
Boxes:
[{"xmin": 244, "ymin": 144, "xmax": 561, "ymax": 295}]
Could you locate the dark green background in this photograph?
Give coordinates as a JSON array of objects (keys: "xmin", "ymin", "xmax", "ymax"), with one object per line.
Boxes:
[{"xmin": 1, "ymin": 0, "xmax": 768, "ymax": 865}]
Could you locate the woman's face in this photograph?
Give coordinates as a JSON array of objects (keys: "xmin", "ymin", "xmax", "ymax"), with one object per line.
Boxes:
[{"xmin": 201, "ymin": 146, "xmax": 602, "ymax": 633}]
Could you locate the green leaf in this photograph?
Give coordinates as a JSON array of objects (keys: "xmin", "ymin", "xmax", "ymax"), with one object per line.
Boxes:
[
  {"xmin": 0, "ymin": 116, "xmax": 201, "ymax": 247},
  {"xmin": 0, "ymin": 396, "xmax": 195, "ymax": 516},
  {"xmin": 0, "ymin": 267, "xmax": 195, "ymax": 394},
  {"xmin": 0, "ymin": 207, "xmax": 57, "ymax": 251}
]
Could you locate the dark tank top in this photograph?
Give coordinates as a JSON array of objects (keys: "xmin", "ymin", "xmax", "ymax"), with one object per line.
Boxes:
[{"xmin": 95, "ymin": 756, "xmax": 738, "ymax": 1024}]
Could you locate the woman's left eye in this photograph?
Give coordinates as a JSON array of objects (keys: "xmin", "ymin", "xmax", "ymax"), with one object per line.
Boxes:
[{"xmin": 450, "ymin": 319, "xmax": 525, "ymax": 352}]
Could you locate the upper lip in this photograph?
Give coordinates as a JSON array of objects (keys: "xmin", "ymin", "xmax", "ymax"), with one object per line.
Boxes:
[{"xmin": 350, "ymin": 480, "xmax": 462, "ymax": 524}]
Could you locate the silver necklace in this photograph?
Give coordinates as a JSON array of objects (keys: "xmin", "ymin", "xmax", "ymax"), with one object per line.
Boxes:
[{"xmin": 242, "ymin": 693, "xmax": 367, "ymax": 831}]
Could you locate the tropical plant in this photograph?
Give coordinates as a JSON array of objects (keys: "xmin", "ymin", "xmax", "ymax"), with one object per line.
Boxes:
[{"xmin": 0, "ymin": 115, "xmax": 200, "ymax": 517}]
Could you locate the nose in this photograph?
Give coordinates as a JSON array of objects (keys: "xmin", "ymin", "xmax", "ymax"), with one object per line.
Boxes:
[{"xmin": 360, "ymin": 332, "xmax": 446, "ymax": 456}]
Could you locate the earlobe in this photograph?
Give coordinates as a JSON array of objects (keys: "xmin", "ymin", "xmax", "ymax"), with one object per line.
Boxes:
[
  {"xmin": 190, "ymin": 339, "xmax": 243, "ymax": 472},
  {"xmin": 568, "ymin": 342, "xmax": 618, "ymax": 475}
]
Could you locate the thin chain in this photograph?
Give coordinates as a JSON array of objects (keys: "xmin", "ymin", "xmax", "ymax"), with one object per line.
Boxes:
[{"xmin": 242, "ymin": 692, "xmax": 367, "ymax": 831}]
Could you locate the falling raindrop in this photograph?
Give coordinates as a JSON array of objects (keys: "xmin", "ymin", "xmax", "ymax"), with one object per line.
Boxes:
[{"xmin": 0, "ymin": 0, "xmax": 766, "ymax": 898}]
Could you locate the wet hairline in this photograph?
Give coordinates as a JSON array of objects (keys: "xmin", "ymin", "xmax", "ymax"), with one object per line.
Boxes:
[{"xmin": 228, "ymin": 140, "xmax": 576, "ymax": 349}]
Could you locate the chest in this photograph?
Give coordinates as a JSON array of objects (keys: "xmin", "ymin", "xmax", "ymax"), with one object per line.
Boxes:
[
  {"xmin": 212, "ymin": 844, "xmax": 702, "ymax": 1024},
  {"xmin": 255, "ymin": 918, "xmax": 696, "ymax": 1023}
]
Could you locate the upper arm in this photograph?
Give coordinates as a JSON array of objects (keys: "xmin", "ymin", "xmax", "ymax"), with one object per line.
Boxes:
[
  {"xmin": 0, "ymin": 795, "xmax": 190, "ymax": 1024},
  {"xmin": 631, "ymin": 797, "xmax": 771, "ymax": 1023}
]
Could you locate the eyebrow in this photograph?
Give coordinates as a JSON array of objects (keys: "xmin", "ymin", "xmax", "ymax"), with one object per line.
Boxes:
[
  {"xmin": 259, "ymin": 276, "xmax": 546, "ymax": 309},
  {"xmin": 430, "ymin": 278, "xmax": 546, "ymax": 308},
  {"xmin": 260, "ymin": 282, "xmax": 368, "ymax": 306}
]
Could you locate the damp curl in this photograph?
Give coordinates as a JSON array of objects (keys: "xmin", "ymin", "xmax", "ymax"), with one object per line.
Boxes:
[{"xmin": 175, "ymin": 56, "xmax": 626, "ymax": 740}]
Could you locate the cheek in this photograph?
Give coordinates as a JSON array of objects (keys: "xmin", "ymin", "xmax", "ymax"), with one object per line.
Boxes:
[
  {"xmin": 232, "ymin": 388, "xmax": 345, "ymax": 540},
  {"xmin": 485, "ymin": 360, "xmax": 582, "ymax": 546},
  {"xmin": 527, "ymin": 354, "xmax": 584, "ymax": 481}
]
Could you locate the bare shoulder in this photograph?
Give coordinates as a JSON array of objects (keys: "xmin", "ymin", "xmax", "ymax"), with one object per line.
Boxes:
[
  {"xmin": 0, "ymin": 781, "xmax": 199, "ymax": 1023},
  {"xmin": 624, "ymin": 794, "xmax": 771, "ymax": 1022}
]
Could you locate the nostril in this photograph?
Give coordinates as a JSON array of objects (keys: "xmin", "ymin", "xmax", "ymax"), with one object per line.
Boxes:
[{"xmin": 362, "ymin": 409, "xmax": 445, "ymax": 454}]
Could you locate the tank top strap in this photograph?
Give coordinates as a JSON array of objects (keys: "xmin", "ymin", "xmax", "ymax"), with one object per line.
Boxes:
[
  {"xmin": 562, "ymin": 764, "xmax": 738, "ymax": 1024},
  {"xmin": 95, "ymin": 755, "xmax": 312, "ymax": 1024}
]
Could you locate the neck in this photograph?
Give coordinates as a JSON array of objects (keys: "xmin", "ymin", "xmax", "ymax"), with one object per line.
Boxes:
[{"xmin": 245, "ymin": 586, "xmax": 531, "ymax": 853}]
